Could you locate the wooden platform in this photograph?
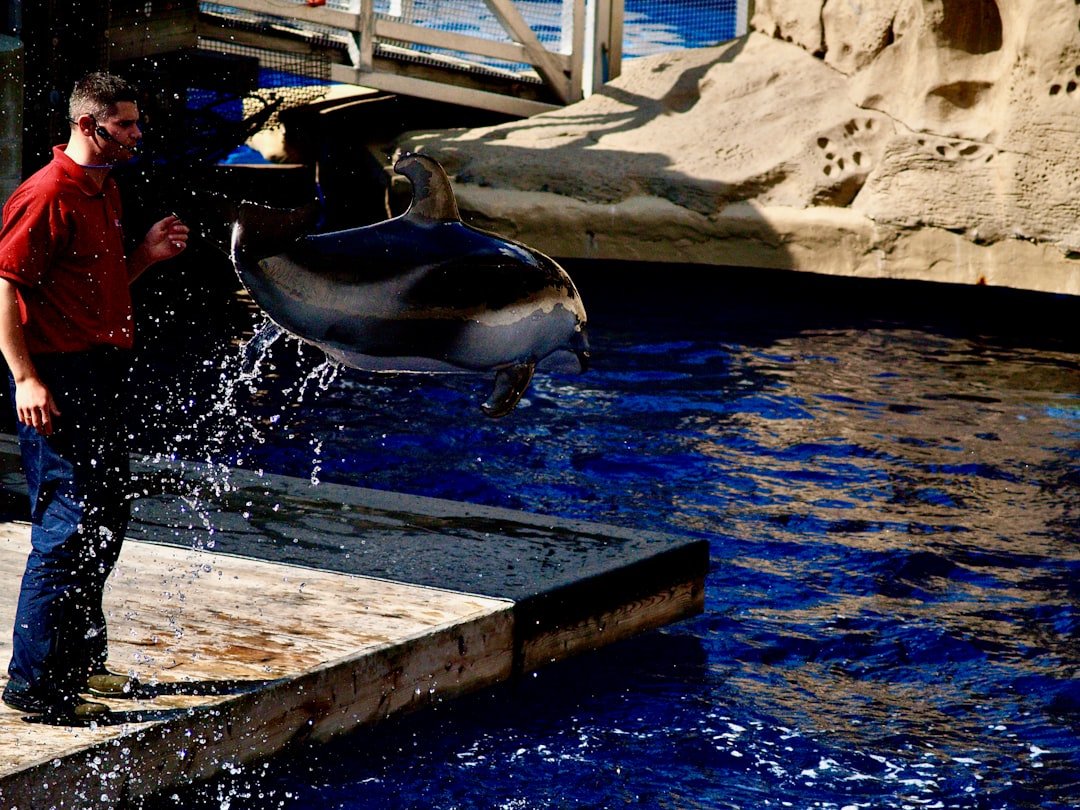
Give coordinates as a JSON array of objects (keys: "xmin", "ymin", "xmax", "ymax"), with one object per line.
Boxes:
[{"xmin": 0, "ymin": 437, "xmax": 707, "ymax": 807}]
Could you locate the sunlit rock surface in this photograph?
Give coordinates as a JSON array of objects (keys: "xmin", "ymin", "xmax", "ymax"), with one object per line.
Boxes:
[{"xmin": 396, "ymin": 0, "xmax": 1080, "ymax": 296}]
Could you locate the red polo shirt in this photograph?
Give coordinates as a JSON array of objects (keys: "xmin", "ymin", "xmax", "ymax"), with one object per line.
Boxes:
[{"xmin": 0, "ymin": 145, "xmax": 133, "ymax": 354}]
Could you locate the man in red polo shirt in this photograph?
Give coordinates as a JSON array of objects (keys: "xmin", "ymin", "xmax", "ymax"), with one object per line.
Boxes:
[{"xmin": 0, "ymin": 72, "xmax": 188, "ymax": 722}]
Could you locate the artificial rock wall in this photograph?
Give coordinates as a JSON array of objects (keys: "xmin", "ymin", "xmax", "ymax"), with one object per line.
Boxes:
[
  {"xmin": 0, "ymin": 37, "xmax": 22, "ymax": 207},
  {"xmin": 395, "ymin": 0, "xmax": 1080, "ymax": 296}
]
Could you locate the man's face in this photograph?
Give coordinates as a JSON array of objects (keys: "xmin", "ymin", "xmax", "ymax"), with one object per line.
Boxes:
[{"xmin": 96, "ymin": 100, "xmax": 142, "ymax": 162}]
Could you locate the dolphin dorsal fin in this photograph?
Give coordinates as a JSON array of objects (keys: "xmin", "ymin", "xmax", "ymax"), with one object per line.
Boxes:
[{"xmin": 394, "ymin": 153, "xmax": 461, "ymax": 224}]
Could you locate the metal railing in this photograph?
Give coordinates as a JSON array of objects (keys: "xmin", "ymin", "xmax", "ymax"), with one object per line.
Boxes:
[
  {"xmin": 104, "ymin": 1, "xmax": 748, "ymax": 116},
  {"xmin": 195, "ymin": 0, "xmax": 625, "ymax": 116}
]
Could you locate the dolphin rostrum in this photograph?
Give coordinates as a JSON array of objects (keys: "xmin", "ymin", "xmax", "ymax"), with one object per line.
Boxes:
[{"xmin": 229, "ymin": 153, "xmax": 589, "ymax": 417}]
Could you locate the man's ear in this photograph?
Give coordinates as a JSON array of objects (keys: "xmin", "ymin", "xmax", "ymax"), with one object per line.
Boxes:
[{"xmin": 72, "ymin": 114, "xmax": 96, "ymax": 136}]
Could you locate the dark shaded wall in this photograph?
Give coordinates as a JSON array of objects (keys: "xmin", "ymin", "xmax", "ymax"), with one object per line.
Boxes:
[{"xmin": 4, "ymin": 2, "xmax": 107, "ymax": 177}]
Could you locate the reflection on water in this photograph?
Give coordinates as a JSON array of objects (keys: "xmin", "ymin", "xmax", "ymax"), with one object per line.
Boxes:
[{"xmin": 130, "ymin": 263, "xmax": 1080, "ymax": 809}]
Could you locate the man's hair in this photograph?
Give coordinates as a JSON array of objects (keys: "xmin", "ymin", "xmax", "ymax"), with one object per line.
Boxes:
[{"xmin": 68, "ymin": 72, "xmax": 139, "ymax": 124}]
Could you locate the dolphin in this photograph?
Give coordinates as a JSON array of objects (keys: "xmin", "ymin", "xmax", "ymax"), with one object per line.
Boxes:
[{"xmin": 229, "ymin": 153, "xmax": 589, "ymax": 417}]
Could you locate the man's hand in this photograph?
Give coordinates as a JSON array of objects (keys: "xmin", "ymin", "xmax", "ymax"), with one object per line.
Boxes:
[
  {"xmin": 128, "ymin": 215, "xmax": 190, "ymax": 281},
  {"xmin": 0, "ymin": 277, "xmax": 58, "ymax": 435},
  {"xmin": 143, "ymin": 214, "xmax": 190, "ymax": 263},
  {"xmin": 15, "ymin": 376, "xmax": 60, "ymax": 436}
]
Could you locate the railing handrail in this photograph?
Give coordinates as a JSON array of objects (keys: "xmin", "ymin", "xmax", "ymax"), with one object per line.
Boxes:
[{"xmin": 201, "ymin": 0, "xmax": 618, "ymax": 114}]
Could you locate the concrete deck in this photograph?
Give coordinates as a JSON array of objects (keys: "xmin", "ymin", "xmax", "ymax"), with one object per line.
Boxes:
[
  {"xmin": 0, "ymin": 437, "xmax": 708, "ymax": 808},
  {"xmin": 1, "ymin": 527, "xmax": 512, "ymax": 806}
]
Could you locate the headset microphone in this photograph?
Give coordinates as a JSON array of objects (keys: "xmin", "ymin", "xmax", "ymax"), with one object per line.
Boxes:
[
  {"xmin": 68, "ymin": 116, "xmax": 140, "ymax": 157},
  {"xmin": 95, "ymin": 125, "xmax": 140, "ymax": 157}
]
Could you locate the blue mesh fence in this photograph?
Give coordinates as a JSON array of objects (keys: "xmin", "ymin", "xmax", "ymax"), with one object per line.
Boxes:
[
  {"xmin": 195, "ymin": 0, "xmax": 745, "ymax": 115},
  {"xmin": 201, "ymin": 1, "xmax": 743, "ymax": 70},
  {"xmin": 624, "ymin": 0, "xmax": 742, "ymax": 56}
]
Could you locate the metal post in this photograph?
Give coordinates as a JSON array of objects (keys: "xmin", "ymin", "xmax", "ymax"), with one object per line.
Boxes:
[
  {"xmin": 607, "ymin": 0, "xmax": 622, "ymax": 83},
  {"xmin": 736, "ymin": 0, "xmax": 750, "ymax": 36},
  {"xmin": 560, "ymin": 0, "xmax": 574, "ymax": 54},
  {"xmin": 585, "ymin": 0, "xmax": 621, "ymax": 96},
  {"xmin": 359, "ymin": 0, "xmax": 375, "ymax": 71},
  {"xmin": 567, "ymin": 0, "xmax": 583, "ymax": 101}
]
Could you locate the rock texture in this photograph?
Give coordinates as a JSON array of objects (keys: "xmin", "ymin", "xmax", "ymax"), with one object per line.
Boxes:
[
  {"xmin": 393, "ymin": 0, "xmax": 1080, "ymax": 296},
  {"xmin": 0, "ymin": 37, "xmax": 22, "ymax": 207}
]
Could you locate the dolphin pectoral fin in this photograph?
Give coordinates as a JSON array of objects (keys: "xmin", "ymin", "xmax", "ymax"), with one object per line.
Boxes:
[
  {"xmin": 481, "ymin": 361, "xmax": 536, "ymax": 418},
  {"xmin": 233, "ymin": 200, "xmax": 322, "ymax": 263},
  {"xmin": 241, "ymin": 320, "xmax": 286, "ymax": 377}
]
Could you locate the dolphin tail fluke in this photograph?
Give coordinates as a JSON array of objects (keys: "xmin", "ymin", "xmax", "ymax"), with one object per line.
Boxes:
[{"xmin": 481, "ymin": 361, "xmax": 536, "ymax": 418}]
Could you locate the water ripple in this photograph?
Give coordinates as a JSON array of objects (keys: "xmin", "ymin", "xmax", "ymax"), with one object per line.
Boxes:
[{"xmin": 130, "ymin": 266, "xmax": 1080, "ymax": 809}]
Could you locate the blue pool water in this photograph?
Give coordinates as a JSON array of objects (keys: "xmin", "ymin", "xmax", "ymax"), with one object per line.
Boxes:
[{"xmin": 130, "ymin": 263, "xmax": 1080, "ymax": 809}]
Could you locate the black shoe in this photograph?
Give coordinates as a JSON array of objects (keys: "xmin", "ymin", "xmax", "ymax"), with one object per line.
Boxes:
[
  {"xmin": 85, "ymin": 669, "xmax": 139, "ymax": 698},
  {"xmin": 3, "ymin": 684, "xmax": 109, "ymax": 723}
]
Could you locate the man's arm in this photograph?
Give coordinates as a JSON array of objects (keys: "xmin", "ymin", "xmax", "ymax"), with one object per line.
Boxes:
[
  {"xmin": 0, "ymin": 277, "xmax": 58, "ymax": 435},
  {"xmin": 127, "ymin": 215, "xmax": 189, "ymax": 283}
]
